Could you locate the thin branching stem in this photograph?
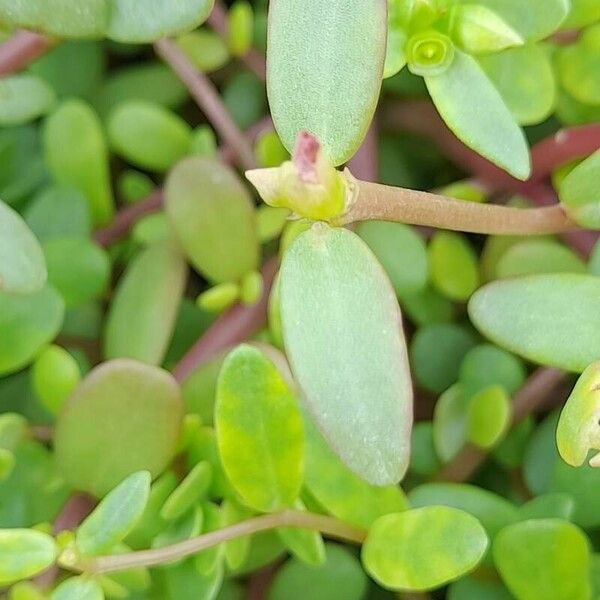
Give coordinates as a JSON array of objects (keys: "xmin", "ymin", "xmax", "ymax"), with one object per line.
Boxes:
[
  {"xmin": 339, "ymin": 179, "xmax": 576, "ymax": 235},
  {"xmin": 81, "ymin": 510, "xmax": 366, "ymax": 575},
  {"xmin": 154, "ymin": 38, "xmax": 257, "ymax": 170}
]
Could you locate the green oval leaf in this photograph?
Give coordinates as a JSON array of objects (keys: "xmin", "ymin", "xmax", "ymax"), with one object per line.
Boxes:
[
  {"xmin": 76, "ymin": 471, "xmax": 151, "ymax": 556},
  {"xmin": 469, "ymin": 274, "xmax": 600, "ymax": 372},
  {"xmin": 0, "ymin": 75, "xmax": 56, "ymax": 126},
  {"xmin": 409, "ymin": 483, "xmax": 518, "ymax": 539},
  {"xmin": 304, "ymin": 417, "xmax": 408, "ymax": 529},
  {"xmin": 43, "ymin": 238, "xmax": 110, "ymax": 308},
  {"xmin": 0, "ymin": 529, "xmax": 58, "ymax": 585},
  {"xmin": 474, "ymin": 0, "xmax": 570, "ymax": 41},
  {"xmin": 433, "ymin": 383, "xmax": 470, "ymax": 461},
  {"xmin": 160, "ymin": 461, "xmax": 212, "ymax": 521},
  {"xmin": 104, "ymin": 240, "xmax": 187, "ymax": 366},
  {"xmin": 557, "ymin": 24, "xmax": 600, "ymax": 106},
  {"xmin": 55, "ymin": 359, "xmax": 183, "ymax": 497},
  {"xmin": 106, "ymin": 0, "xmax": 214, "ymax": 43},
  {"xmin": 357, "ymin": 221, "xmax": 428, "ymax": 299},
  {"xmin": 50, "ymin": 577, "xmax": 103, "ymax": 600},
  {"xmin": 467, "ymin": 385, "xmax": 511, "ymax": 449},
  {"xmin": 478, "ymin": 44, "xmax": 555, "ymax": 126},
  {"xmin": 493, "ymin": 519, "xmax": 591, "ymax": 600},
  {"xmin": 362, "ymin": 507, "xmax": 489, "ymax": 591},
  {"xmin": 0, "ymin": 200, "xmax": 46, "ymax": 294},
  {"xmin": 215, "ymin": 344, "xmax": 304, "ymax": 512},
  {"xmin": 557, "ymin": 361, "xmax": 600, "ymax": 467},
  {"xmin": 267, "ymin": 0, "xmax": 386, "ymax": 165},
  {"xmin": 0, "ymin": 0, "xmax": 106, "ymax": 38},
  {"xmin": 108, "ymin": 101, "xmax": 191, "ymax": 172},
  {"xmin": 0, "ymin": 286, "xmax": 64, "ymax": 376},
  {"xmin": 429, "ymin": 231, "xmax": 480, "ymax": 301},
  {"xmin": 24, "ymin": 185, "xmax": 91, "ymax": 243},
  {"xmin": 495, "ymin": 239, "xmax": 586, "ymax": 278},
  {"xmin": 559, "ymin": 149, "xmax": 600, "ymax": 229},
  {"xmin": 425, "ymin": 50, "xmax": 530, "ymax": 180},
  {"xmin": 270, "ymin": 543, "xmax": 367, "ymax": 600},
  {"xmin": 280, "ymin": 224, "xmax": 412, "ymax": 485},
  {"xmin": 44, "ymin": 100, "xmax": 114, "ymax": 226},
  {"xmin": 165, "ymin": 157, "xmax": 259, "ymax": 284},
  {"xmin": 32, "ymin": 345, "xmax": 81, "ymax": 415}
]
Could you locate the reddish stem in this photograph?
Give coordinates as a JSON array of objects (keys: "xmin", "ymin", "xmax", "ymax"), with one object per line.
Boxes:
[
  {"xmin": 93, "ymin": 189, "xmax": 163, "ymax": 248},
  {"xmin": 154, "ymin": 38, "xmax": 256, "ymax": 171},
  {"xmin": 207, "ymin": 0, "xmax": 267, "ymax": 82},
  {"xmin": 172, "ymin": 258, "xmax": 279, "ymax": 382},
  {"xmin": 0, "ymin": 30, "xmax": 51, "ymax": 75}
]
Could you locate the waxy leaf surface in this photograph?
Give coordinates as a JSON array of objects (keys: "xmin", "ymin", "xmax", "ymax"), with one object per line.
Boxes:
[
  {"xmin": 215, "ymin": 345, "xmax": 304, "ymax": 511},
  {"xmin": 267, "ymin": 0, "xmax": 386, "ymax": 165},
  {"xmin": 0, "ymin": 200, "xmax": 46, "ymax": 294},
  {"xmin": 55, "ymin": 359, "xmax": 183, "ymax": 496},
  {"xmin": 165, "ymin": 157, "xmax": 259, "ymax": 284},
  {"xmin": 0, "ymin": 529, "xmax": 57, "ymax": 585},
  {"xmin": 280, "ymin": 224, "xmax": 412, "ymax": 485},
  {"xmin": 469, "ymin": 274, "xmax": 600, "ymax": 372},
  {"xmin": 362, "ymin": 507, "xmax": 489, "ymax": 591},
  {"xmin": 104, "ymin": 240, "xmax": 187, "ymax": 366},
  {"xmin": 425, "ymin": 50, "xmax": 530, "ymax": 180}
]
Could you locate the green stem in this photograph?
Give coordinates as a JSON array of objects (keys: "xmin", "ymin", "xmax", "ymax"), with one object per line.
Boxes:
[
  {"xmin": 80, "ymin": 510, "xmax": 366, "ymax": 575},
  {"xmin": 339, "ymin": 179, "xmax": 576, "ymax": 235}
]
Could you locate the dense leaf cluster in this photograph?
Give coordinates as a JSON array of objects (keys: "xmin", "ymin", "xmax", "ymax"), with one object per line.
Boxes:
[{"xmin": 0, "ymin": 0, "xmax": 599, "ymax": 599}]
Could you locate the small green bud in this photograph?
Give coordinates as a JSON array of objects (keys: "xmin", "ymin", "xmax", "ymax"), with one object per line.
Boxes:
[
  {"xmin": 557, "ymin": 361, "xmax": 600, "ymax": 467},
  {"xmin": 246, "ymin": 131, "xmax": 356, "ymax": 222},
  {"xmin": 197, "ymin": 282, "xmax": 240, "ymax": 313},
  {"xmin": 240, "ymin": 270, "xmax": 263, "ymax": 305},
  {"xmin": 406, "ymin": 30, "xmax": 455, "ymax": 76}
]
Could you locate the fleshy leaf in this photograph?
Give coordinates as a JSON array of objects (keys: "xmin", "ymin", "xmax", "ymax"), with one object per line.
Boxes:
[
  {"xmin": 303, "ymin": 416, "xmax": 408, "ymax": 529},
  {"xmin": 0, "ymin": 75, "xmax": 56, "ymax": 126},
  {"xmin": 357, "ymin": 221, "xmax": 428, "ymax": 299},
  {"xmin": 0, "ymin": 0, "xmax": 107, "ymax": 38},
  {"xmin": 43, "ymin": 238, "xmax": 110, "ymax": 308},
  {"xmin": 409, "ymin": 483, "xmax": 518, "ymax": 539},
  {"xmin": 44, "ymin": 100, "xmax": 114, "ymax": 226},
  {"xmin": 165, "ymin": 157, "xmax": 259, "ymax": 284},
  {"xmin": 557, "ymin": 362, "xmax": 600, "ymax": 467},
  {"xmin": 0, "ymin": 200, "xmax": 46, "ymax": 294},
  {"xmin": 215, "ymin": 344, "xmax": 304, "ymax": 512},
  {"xmin": 55, "ymin": 359, "xmax": 183, "ymax": 497},
  {"xmin": 362, "ymin": 507, "xmax": 489, "ymax": 591},
  {"xmin": 106, "ymin": 0, "xmax": 215, "ymax": 43},
  {"xmin": 0, "ymin": 286, "xmax": 64, "ymax": 376},
  {"xmin": 451, "ymin": 4, "xmax": 523, "ymax": 54},
  {"xmin": 557, "ymin": 23, "xmax": 600, "ymax": 106},
  {"xmin": 467, "ymin": 385, "xmax": 511, "ymax": 449},
  {"xmin": 469, "ymin": 274, "xmax": 600, "ymax": 372},
  {"xmin": 269, "ymin": 543, "xmax": 367, "ymax": 600},
  {"xmin": 0, "ymin": 529, "xmax": 58, "ymax": 585},
  {"xmin": 478, "ymin": 45, "xmax": 555, "ymax": 126},
  {"xmin": 267, "ymin": 0, "xmax": 386, "ymax": 165},
  {"xmin": 280, "ymin": 223, "xmax": 412, "ymax": 485},
  {"xmin": 493, "ymin": 519, "xmax": 591, "ymax": 600},
  {"xmin": 425, "ymin": 50, "xmax": 530, "ymax": 180},
  {"xmin": 104, "ymin": 240, "xmax": 187, "ymax": 366},
  {"xmin": 76, "ymin": 471, "xmax": 151, "ymax": 556},
  {"xmin": 559, "ymin": 149, "xmax": 600, "ymax": 229},
  {"xmin": 473, "ymin": 0, "xmax": 570, "ymax": 40},
  {"xmin": 107, "ymin": 100, "xmax": 191, "ymax": 172},
  {"xmin": 50, "ymin": 577, "xmax": 104, "ymax": 600}
]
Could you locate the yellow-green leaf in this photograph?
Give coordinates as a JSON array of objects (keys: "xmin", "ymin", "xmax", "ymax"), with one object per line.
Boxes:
[
  {"xmin": 280, "ymin": 224, "xmax": 412, "ymax": 485},
  {"xmin": 215, "ymin": 344, "xmax": 304, "ymax": 512}
]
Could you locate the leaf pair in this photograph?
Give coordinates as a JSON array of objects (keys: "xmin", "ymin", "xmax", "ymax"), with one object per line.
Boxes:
[{"xmin": 0, "ymin": 0, "xmax": 214, "ymax": 43}]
